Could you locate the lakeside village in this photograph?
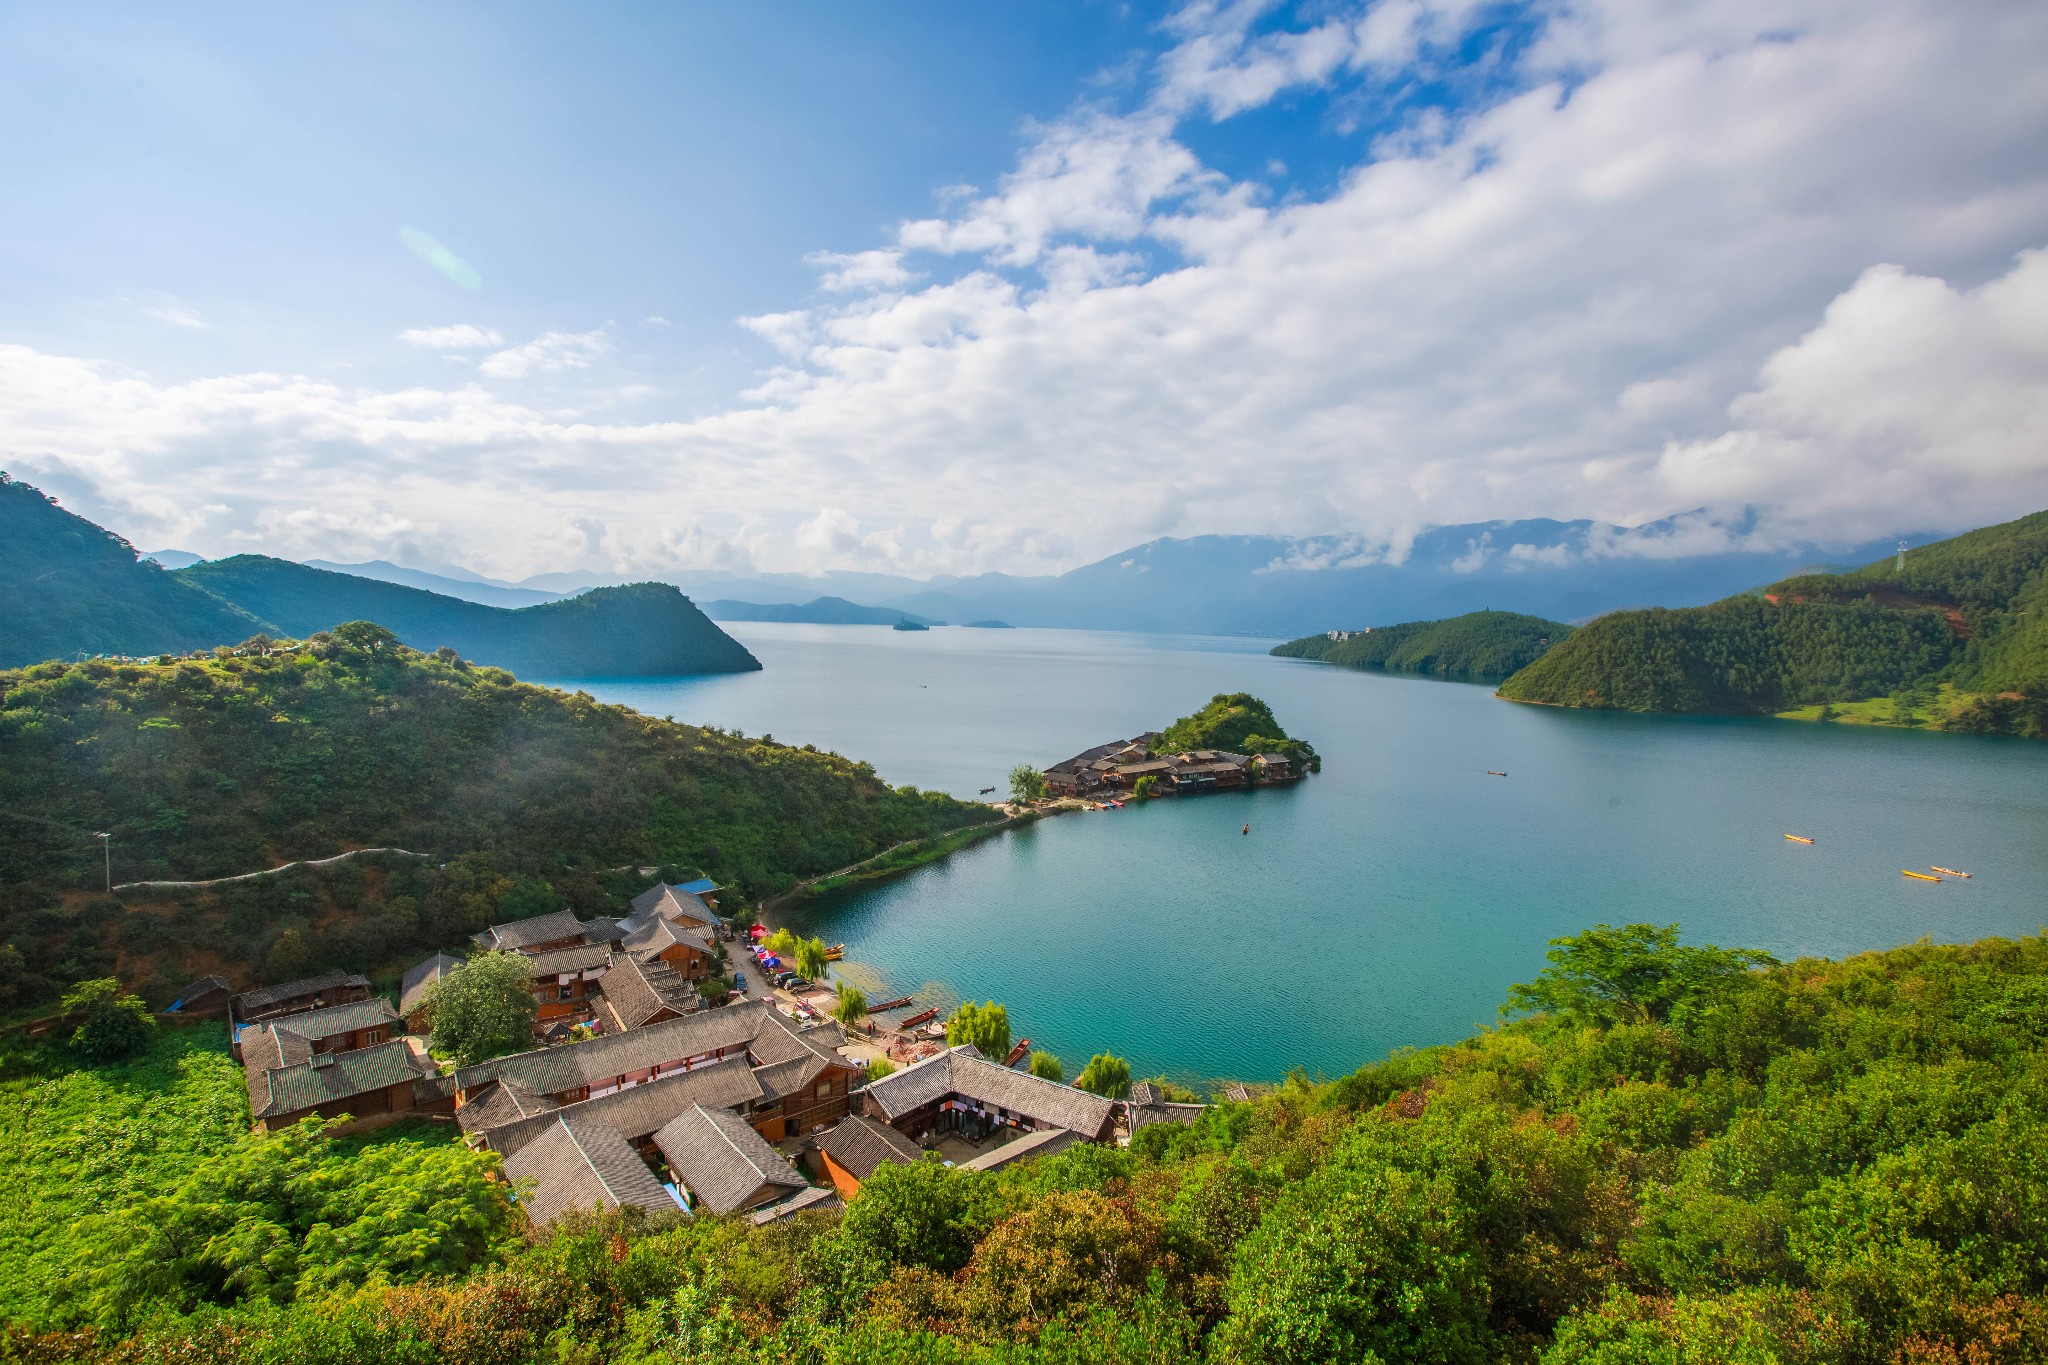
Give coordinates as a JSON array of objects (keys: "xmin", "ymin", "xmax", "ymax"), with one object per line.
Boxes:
[
  {"xmin": 159, "ymin": 878, "xmax": 1226, "ymax": 1227},
  {"xmin": 1037, "ymin": 731, "xmax": 1302, "ymax": 802}
]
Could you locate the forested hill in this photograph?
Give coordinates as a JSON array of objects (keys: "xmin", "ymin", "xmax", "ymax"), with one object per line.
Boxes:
[
  {"xmin": 0, "ymin": 474, "xmax": 267, "ymax": 666},
  {"xmin": 180, "ymin": 556, "xmax": 761, "ymax": 678},
  {"xmin": 1154, "ymin": 692, "xmax": 1317, "ymax": 767},
  {"xmin": 1272, "ymin": 610, "xmax": 1571, "ymax": 677},
  {"xmin": 0, "ymin": 634, "xmax": 995, "ymax": 1006},
  {"xmin": 1498, "ymin": 508, "xmax": 2048, "ymax": 737},
  {"xmin": 701, "ymin": 595, "xmax": 942, "ymax": 626}
]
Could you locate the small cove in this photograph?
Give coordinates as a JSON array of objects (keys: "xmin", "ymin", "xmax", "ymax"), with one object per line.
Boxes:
[{"xmin": 561, "ymin": 623, "xmax": 2048, "ymax": 1084}]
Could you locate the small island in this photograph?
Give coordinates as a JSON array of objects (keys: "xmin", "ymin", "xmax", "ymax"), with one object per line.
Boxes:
[
  {"xmin": 1037, "ymin": 692, "xmax": 1317, "ymax": 800},
  {"xmin": 962, "ymin": 619, "xmax": 1013, "ymax": 629},
  {"xmin": 890, "ymin": 619, "xmax": 930, "ymax": 632},
  {"xmin": 1272, "ymin": 609, "xmax": 1570, "ymax": 678}
]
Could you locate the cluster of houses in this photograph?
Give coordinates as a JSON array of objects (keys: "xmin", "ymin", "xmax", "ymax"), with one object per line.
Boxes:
[
  {"xmin": 165, "ymin": 879, "xmax": 1213, "ymax": 1227},
  {"xmin": 1041, "ymin": 732, "xmax": 1299, "ymax": 799}
]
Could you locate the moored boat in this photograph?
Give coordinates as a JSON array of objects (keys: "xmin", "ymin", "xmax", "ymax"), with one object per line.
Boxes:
[
  {"xmin": 823, "ymin": 943, "xmax": 846, "ymax": 960},
  {"xmin": 1902, "ymin": 870, "xmax": 1942, "ymax": 882},
  {"xmin": 1931, "ymin": 866, "xmax": 1972, "ymax": 878}
]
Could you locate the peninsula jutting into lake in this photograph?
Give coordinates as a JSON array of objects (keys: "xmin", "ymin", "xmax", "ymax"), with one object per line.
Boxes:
[{"xmin": 1039, "ymin": 692, "xmax": 1317, "ymax": 799}]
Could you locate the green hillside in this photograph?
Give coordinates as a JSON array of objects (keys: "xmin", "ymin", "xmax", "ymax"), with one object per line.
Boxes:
[
  {"xmin": 0, "ymin": 635, "xmax": 995, "ymax": 1008},
  {"xmin": 181, "ymin": 555, "xmax": 760, "ymax": 677},
  {"xmin": 0, "ymin": 474, "xmax": 268, "ymax": 666},
  {"xmin": 1499, "ymin": 509, "xmax": 2048, "ymax": 737},
  {"xmin": 1153, "ymin": 692, "xmax": 1318, "ymax": 767},
  {"xmin": 10, "ymin": 928, "xmax": 2048, "ymax": 1365},
  {"xmin": 1273, "ymin": 610, "xmax": 1572, "ymax": 677}
]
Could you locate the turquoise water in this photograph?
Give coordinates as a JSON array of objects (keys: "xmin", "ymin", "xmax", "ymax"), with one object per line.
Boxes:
[{"xmin": 564, "ymin": 624, "xmax": 2048, "ymax": 1085}]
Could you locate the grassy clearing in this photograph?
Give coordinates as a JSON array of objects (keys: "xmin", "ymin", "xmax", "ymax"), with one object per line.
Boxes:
[
  {"xmin": 802, "ymin": 817, "xmax": 1022, "ymax": 896},
  {"xmin": 0, "ymin": 1023, "xmax": 246, "ymax": 1325},
  {"xmin": 1775, "ymin": 681, "xmax": 1982, "ymax": 730}
]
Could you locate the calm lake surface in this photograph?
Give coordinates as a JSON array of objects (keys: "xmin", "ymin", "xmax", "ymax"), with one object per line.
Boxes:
[{"xmin": 561, "ymin": 624, "xmax": 2048, "ymax": 1086}]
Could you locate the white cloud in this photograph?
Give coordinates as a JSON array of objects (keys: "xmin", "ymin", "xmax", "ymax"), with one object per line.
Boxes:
[
  {"xmin": 397, "ymin": 324, "xmax": 505, "ymax": 351},
  {"xmin": 477, "ymin": 329, "xmax": 612, "ymax": 379},
  {"xmin": 806, "ymin": 249, "xmax": 917, "ymax": 292},
  {"xmin": 143, "ymin": 304, "xmax": 206, "ymax": 329}
]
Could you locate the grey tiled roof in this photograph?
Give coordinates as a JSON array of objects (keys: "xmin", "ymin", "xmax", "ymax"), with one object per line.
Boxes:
[
  {"xmin": 600, "ymin": 953, "xmax": 700, "ymax": 1031},
  {"xmin": 399, "ymin": 953, "xmax": 463, "ymax": 1016},
  {"xmin": 454, "ymin": 1000, "xmax": 774, "ymax": 1095},
  {"xmin": 652, "ymin": 1105, "xmax": 807, "ymax": 1215},
  {"xmin": 750, "ymin": 1186, "xmax": 841, "ymax": 1224},
  {"xmin": 816, "ymin": 1114, "xmax": 922, "ymax": 1182},
  {"xmin": 473, "ymin": 910, "xmax": 588, "ymax": 952},
  {"xmin": 503, "ymin": 1114, "xmax": 676, "ymax": 1227},
  {"xmin": 524, "ymin": 942, "xmax": 613, "ymax": 977},
  {"xmin": 860, "ymin": 1046, "xmax": 1117, "ymax": 1136},
  {"xmin": 250, "ymin": 1038, "xmax": 433, "ymax": 1120},
  {"xmin": 622, "ymin": 915, "xmax": 714, "ymax": 962},
  {"xmin": 232, "ymin": 971, "xmax": 368, "ymax": 1016},
  {"xmin": 1126, "ymin": 1099, "xmax": 1209, "ymax": 1132},
  {"xmin": 168, "ymin": 975, "xmax": 232, "ymax": 1011},
  {"xmin": 253, "ymin": 996, "xmax": 399, "ymax": 1043},
  {"xmin": 628, "ymin": 884, "xmax": 715, "ymax": 927},
  {"xmin": 475, "ymin": 1057, "xmax": 764, "ymax": 1159},
  {"xmin": 456, "ymin": 1078, "xmax": 560, "ymax": 1136},
  {"xmin": 958, "ymin": 1126, "xmax": 1080, "ymax": 1171}
]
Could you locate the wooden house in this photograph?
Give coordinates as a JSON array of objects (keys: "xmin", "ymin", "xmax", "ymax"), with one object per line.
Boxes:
[{"xmin": 813, "ymin": 1113, "xmax": 922, "ymax": 1199}]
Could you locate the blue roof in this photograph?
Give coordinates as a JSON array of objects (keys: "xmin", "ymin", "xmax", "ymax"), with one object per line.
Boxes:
[{"xmin": 677, "ymin": 878, "xmax": 719, "ymax": 895}]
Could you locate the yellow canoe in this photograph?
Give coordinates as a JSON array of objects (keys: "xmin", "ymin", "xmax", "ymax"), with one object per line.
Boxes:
[
  {"xmin": 1784, "ymin": 834, "xmax": 1814, "ymax": 844},
  {"xmin": 1902, "ymin": 870, "xmax": 1941, "ymax": 882}
]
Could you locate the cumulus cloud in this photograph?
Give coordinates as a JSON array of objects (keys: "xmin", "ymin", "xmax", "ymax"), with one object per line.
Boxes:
[
  {"xmin": 477, "ymin": 330, "xmax": 612, "ymax": 379},
  {"xmin": 398, "ymin": 324, "xmax": 505, "ymax": 351},
  {"xmin": 6, "ymin": 0, "xmax": 2048, "ymax": 576}
]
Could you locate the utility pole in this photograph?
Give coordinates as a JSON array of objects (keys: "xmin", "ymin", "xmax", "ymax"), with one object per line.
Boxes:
[
  {"xmin": 94, "ymin": 832, "xmax": 111, "ymax": 893},
  {"xmin": 1897, "ymin": 540, "xmax": 1908, "ymax": 573}
]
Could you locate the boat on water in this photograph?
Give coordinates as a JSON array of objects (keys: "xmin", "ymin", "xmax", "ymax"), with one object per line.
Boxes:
[
  {"xmin": 1785, "ymin": 834, "xmax": 1814, "ymax": 844},
  {"xmin": 823, "ymin": 943, "xmax": 845, "ymax": 961},
  {"xmin": 1903, "ymin": 870, "xmax": 1942, "ymax": 882},
  {"xmin": 1931, "ymin": 866, "xmax": 1972, "ymax": 878},
  {"xmin": 1487, "ymin": 770, "xmax": 1508, "ymax": 777}
]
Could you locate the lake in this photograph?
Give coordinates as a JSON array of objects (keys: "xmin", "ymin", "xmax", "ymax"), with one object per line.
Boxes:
[{"xmin": 559, "ymin": 624, "xmax": 2048, "ymax": 1086}]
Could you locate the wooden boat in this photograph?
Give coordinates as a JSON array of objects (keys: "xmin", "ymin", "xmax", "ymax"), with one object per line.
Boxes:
[
  {"xmin": 1785, "ymin": 835, "xmax": 1814, "ymax": 844},
  {"xmin": 868, "ymin": 996, "xmax": 915, "ymax": 1012},
  {"xmin": 1487, "ymin": 770, "xmax": 1508, "ymax": 777},
  {"xmin": 898, "ymin": 1006, "xmax": 939, "ymax": 1029},
  {"xmin": 1931, "ymin": 866, "xmax": 1972, "ymax": 878},
  {"xmin": 823, "ymin": 943, "xmax": 846, "ymax": 960},
  {"xmin": 1005, "ymin": 1038, "xmax": 1032, "ymax": 1067},
  {"xmin": 1902, "ymin": 870, "xmax": 1942, "ymax": 882}
]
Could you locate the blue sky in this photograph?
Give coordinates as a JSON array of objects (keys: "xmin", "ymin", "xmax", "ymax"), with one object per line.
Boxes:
[{"xmin": 3, "ymin": 0, "xmax": 2046, "ymax": 578}]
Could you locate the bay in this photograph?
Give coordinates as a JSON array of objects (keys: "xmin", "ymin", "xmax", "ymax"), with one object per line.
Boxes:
[{"xmin": 558, "ymin": 623, "xmax": 2048, "ymax": 1086}]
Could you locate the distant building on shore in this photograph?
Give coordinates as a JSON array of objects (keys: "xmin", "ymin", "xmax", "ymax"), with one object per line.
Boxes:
[{"xmin": 1041, "ymin": 733, "xmax": 1300, "ymax": 798}]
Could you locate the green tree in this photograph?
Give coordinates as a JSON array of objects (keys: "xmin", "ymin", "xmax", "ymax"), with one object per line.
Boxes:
[
  {"xmin": 840, "ymin": 1158, "xmax": 989, "ymax": 1274},
  {"xmin": 794, "ymin": 936, "xmax": 830, "ymax": 982},
  {"xmin": 762, "ymin": 927, "xmax": 797, "ymax": 959},
  {"xmin": 1028, "ymin": 1050, "xmax": 1064, "ymax": 1082},
  {"xmin": 833, "ymin": 983, "xmax": 869, "ymax": 1026},
  {"xmin": 1009, "ymin": 763, "xmax": 1047, "ymax": 804},
  {"xmin": 419, "ymin": 950, "xmax": 534, "ymax": 1066},
  {"xmin": 1505, "ymin": 922, "xmax": 1775, "ymax": 1027},
  {"xmin": 866, "ymin": 1057, "xmax": 898, "ymax": 1082},
  {"xmin": 61, "ymin": 978, "xmax": 156, "ymax": 1065},
  {"xmin": 330, "ymin": 620, "xmax": 399, "ymax": 652},
  {"xmin": 1130, "ymin": 774, "xmax": 1159, "ymax": 800},
  {"xmin": 946, "ymin": 1001, "xmax": 1011, "ymax": 1060},
  {"xmin": 1075, "ymin": 1053, "xmax": 1132, "ymax": 1098}
]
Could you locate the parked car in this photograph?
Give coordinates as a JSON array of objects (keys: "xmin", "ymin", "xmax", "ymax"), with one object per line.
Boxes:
[
  {"xmin": 786, "ymin": 976, "xmax": 812, "ymax": 991},
  {"xmin": 773, "ymin": 971, "xmax": 797, "ymax": 988}
]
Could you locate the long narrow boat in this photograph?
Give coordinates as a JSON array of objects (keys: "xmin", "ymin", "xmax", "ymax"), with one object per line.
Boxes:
[
  {"xmin": 1931, "ymin": 866, "xmax": 1972, "ymax": 878},
  {"xmin": 898, "ymin": 1006, "xmax": 939, "ymax": 1029},
  {"xmin": 1785, "ymin": 834, "xmax": 1814, "ymax": 844},
  {"xmin": 1005, "ymin": 1038, "xmax": 1032, "ymax": 1067},
  {"xmin": 868, "ymin": 996, "xmax": 915, "ymax": 1012},
  {"xmin": 1902, "ymin": 870, "xmax": 1942, "ymax": 882}
]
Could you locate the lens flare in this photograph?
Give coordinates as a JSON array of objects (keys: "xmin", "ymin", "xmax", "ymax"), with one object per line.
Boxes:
[{"xmin": 398, "ymin": 226, "xmax": 482, "ymax": 290}]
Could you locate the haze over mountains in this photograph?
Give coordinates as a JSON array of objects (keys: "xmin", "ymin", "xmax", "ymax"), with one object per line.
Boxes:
[{"xmin": 168, "ymin": 512, "xmax": 1914, "ymax": 639}]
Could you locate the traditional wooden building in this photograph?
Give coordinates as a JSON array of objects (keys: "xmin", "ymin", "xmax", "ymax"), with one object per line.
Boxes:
[
  {"xmin": 813, "ymin": 1113, "xmax": 923, "ymax": 1199},
  {"xmin": 398, "ymin": 952, "xmax": 463, "ymax": 1025},
  {"xmin": 471, "ymin": 909, "xmax": 593, "ymax": 955},
  {"xmin": 523, "ymin": 941, "xmax": 613, "ymax": 1022},
  {"xmin": 229, "ymin": 971, "xmax": 372, "ymax": 1028},
  {"xmin": 502, "ymin": 1112, "xmax": 678, "ymax": 1227},
  {"xmin": 857, "ymin": 1045, "xmax": 1118, "ymax": 1147},
  {"xmin": 653, "ymin": 1104, "xmax": 809, "ymax": 1215},
  {"xmin": 232, "ymin": 996, "xmax": 401, "ymax": 1061},
  {"xmin": 244, "ymin": 1032, "xmax": 440, "ymax": 1135},
  {"xmin": 597, "ymin": 951, "xmax": 701, "ymax": 1031}
]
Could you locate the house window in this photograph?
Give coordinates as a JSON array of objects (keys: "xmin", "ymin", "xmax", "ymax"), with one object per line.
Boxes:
[
  {"xmin": 815, "ymin": 1082, "xmax": 829, "ymax": 1098},
  {"xmin": 558, "ymin": 985, "xmax": 574, "ymax": 1001}
]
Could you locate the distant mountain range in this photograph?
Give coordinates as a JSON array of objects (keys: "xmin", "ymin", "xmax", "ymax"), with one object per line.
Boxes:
[
  {"xmin": 700, "ymin": 596, "xmax": 942, "ymax": 627},
  {"xmin": 4, "ymin": 477, "xmax": 758, "ymax": 676},
  {"xmin": 291, "ymin": 513, "xmax": 1909, "ymax": 638}
]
